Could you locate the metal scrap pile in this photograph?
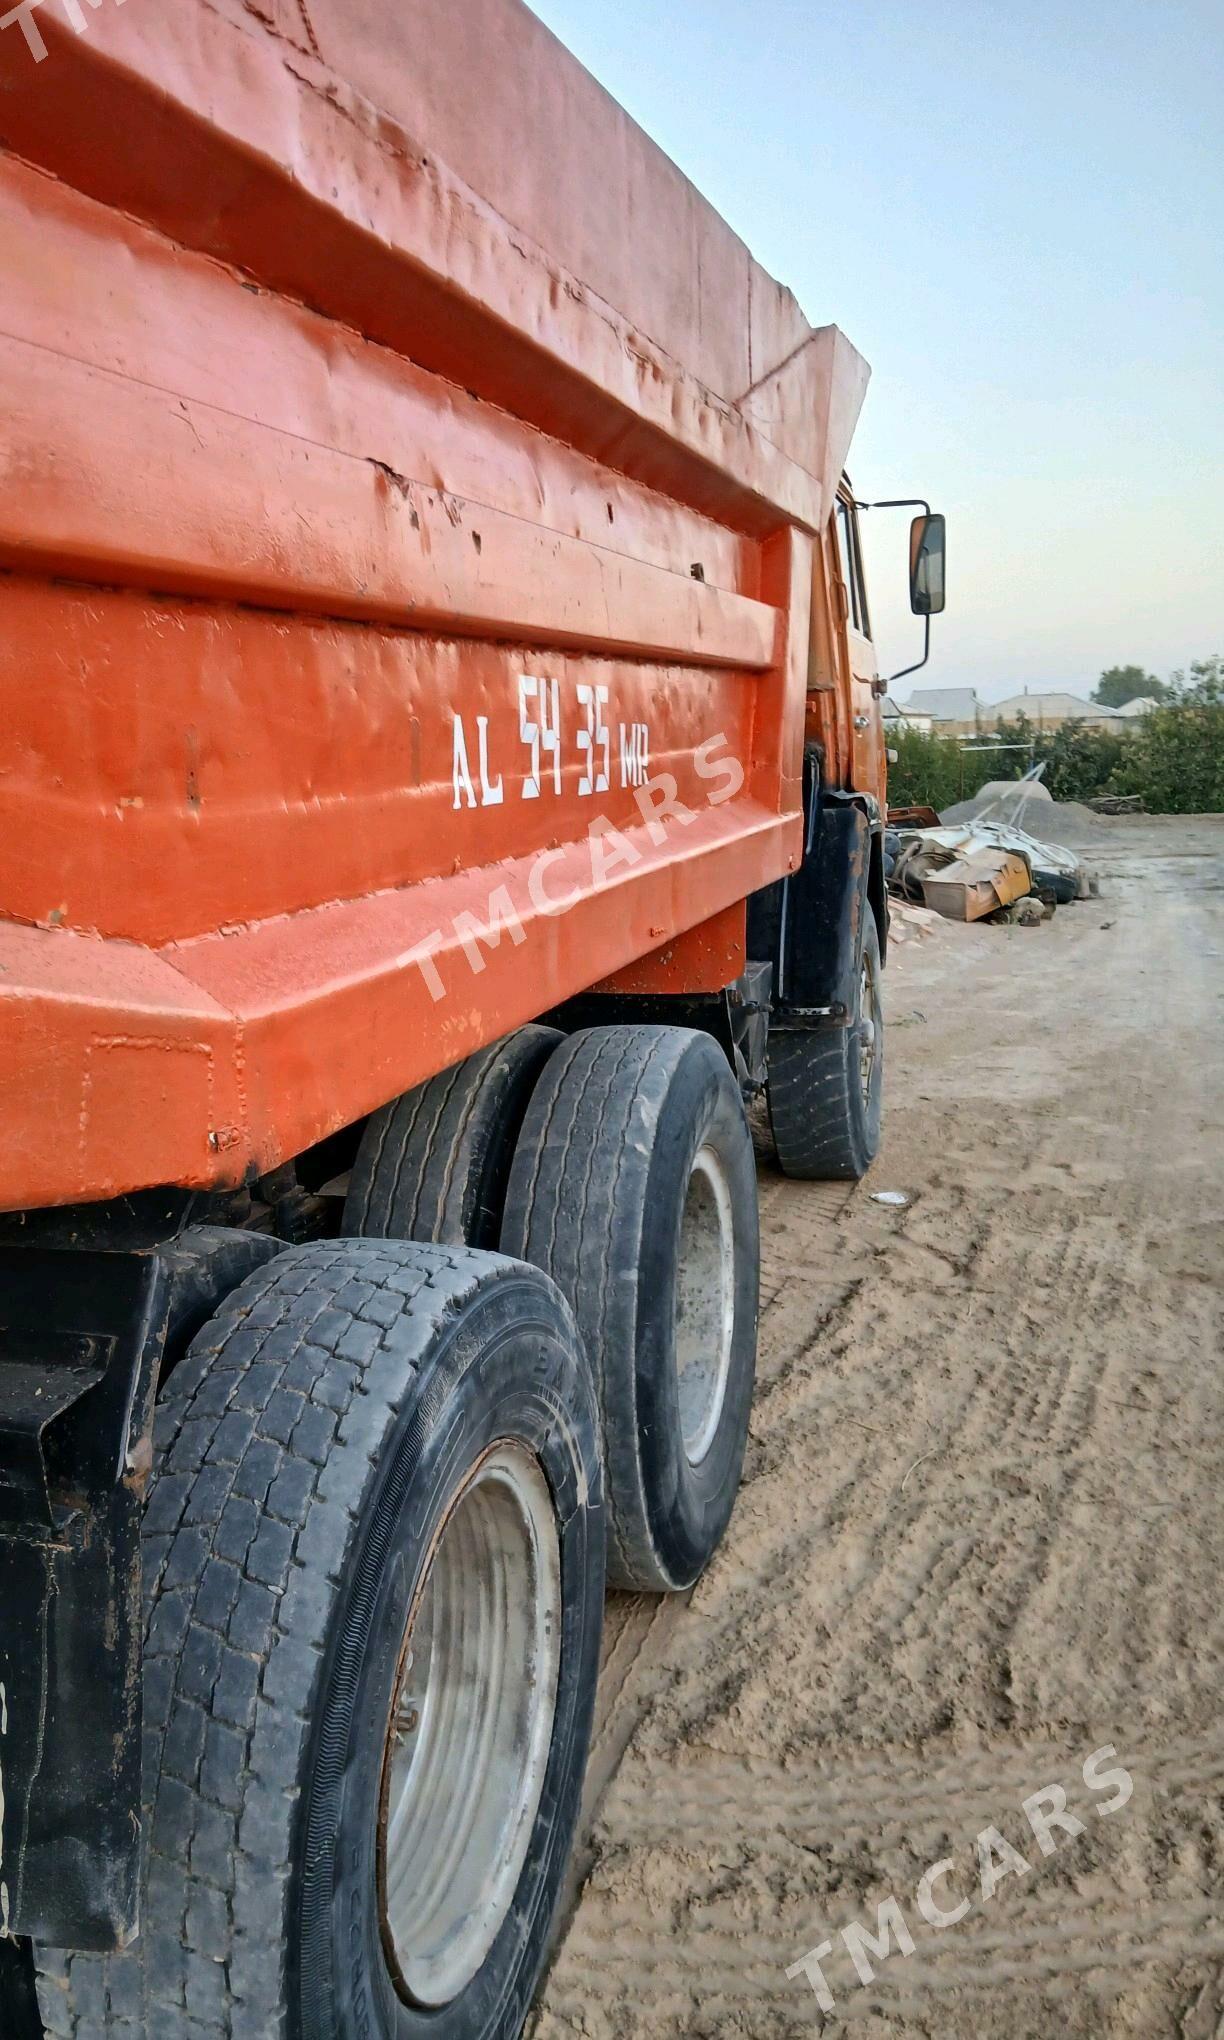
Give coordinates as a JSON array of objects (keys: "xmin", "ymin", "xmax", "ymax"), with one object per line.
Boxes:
[{"xmin": 885, "ymin": 770, "xmax": 1093, "ymax": 927}]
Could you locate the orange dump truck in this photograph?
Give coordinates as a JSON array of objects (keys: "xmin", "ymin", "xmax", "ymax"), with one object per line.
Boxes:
[{"xmin": 0, "ymin": 3, "xmax": 945, "ymax": 2032}]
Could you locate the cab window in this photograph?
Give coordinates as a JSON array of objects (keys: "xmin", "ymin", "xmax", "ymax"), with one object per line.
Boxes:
[{"xmin": 835, "ymin": 497, "xmax": 871, "ymax": 639}]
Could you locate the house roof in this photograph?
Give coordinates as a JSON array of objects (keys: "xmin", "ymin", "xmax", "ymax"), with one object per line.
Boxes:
[
  {"xmin": 1114, "ymin": 695, "xmax": 1160, "ymax": 718},
  {"xmin": 990, "ymin": 692, "xmax": 1119, "ymax": 721},
  {"xmin": 900, "ymin": 687, "xmax": 980, "ymax": 722}
]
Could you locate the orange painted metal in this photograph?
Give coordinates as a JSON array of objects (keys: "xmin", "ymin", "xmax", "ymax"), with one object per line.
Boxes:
[
  {"xmin": 595, "ymin": 906, "xmax": 748, "ymax": 998},
  {"xmin": 0, "ymin": 0, "xmax": 877, "ymax": 1211}
]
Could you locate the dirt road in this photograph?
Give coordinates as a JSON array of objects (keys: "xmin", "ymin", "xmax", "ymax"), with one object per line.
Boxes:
[{"xmin": 535, "ymin": 812, "xmax": 1224, "ymax": 2038}]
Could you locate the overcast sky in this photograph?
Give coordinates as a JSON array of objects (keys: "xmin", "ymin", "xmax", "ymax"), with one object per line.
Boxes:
[{"xmin": 528, "ymin": 0, "xmax": 1223, "ymax": 703}]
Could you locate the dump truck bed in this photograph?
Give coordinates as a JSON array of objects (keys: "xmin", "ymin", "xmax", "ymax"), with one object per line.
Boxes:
[{"xmin": 0, "ymin": 0, "xmax": 868, "ymax": 1211}]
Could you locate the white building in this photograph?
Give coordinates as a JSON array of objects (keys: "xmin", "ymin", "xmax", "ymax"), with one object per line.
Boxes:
[
  {"xmin": 899, "ymin": 687, "xmax": 981, "ymax": 735},
  {"xmin": 881, "ymin": 694, "xmax": 934, "ymax": 734},
  {"xmin": 989, "ymin": 691, "xmax": 1120, "ymax": 732}
]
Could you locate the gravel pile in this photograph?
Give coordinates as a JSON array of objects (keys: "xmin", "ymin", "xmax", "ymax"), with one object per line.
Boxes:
[{"xmin": 942, "ymin": 785, "xmax": 1106, "ymax": 850}]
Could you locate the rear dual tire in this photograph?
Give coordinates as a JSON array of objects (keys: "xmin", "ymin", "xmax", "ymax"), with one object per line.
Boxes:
[
  {"xmin": 38, "ymin": 1241, "xmax": 603, "ymax": 2040},
  {"xmin": 345, "ymin": 1027, "xmax": 564, "ymax": 1248},
  {"xmin": 502, "ymin": 1027, "xmax": 760, "ymax": 1594},
  {"xmin": 347, "ymin": 1022, "xmax": 761, "ymax": 1596}
]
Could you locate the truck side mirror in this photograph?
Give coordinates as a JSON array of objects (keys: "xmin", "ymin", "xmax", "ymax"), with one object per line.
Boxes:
[{"xmin": 909, "ymin": 512, "xmax": 946, "ymax": 616}]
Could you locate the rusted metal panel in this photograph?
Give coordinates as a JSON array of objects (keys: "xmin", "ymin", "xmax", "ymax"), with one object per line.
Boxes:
[
  {"xmin": 595, "ymin": 904, "xmax": 748, "ymax": 997},
  {"xmin": 0, "ymin": 7, "xmax": 866, "ymax": 535},
  {"xmin": 0, "ymin": 339, "xmax": 776, "ymax": 669},
  {"xmin": 0, "ymin": 156, "xmax": 751, "ymax": 596},
  {"xmin": 0, "ymin": 0, "xmax": 874, "ymax": 1211},
  {"xmin": 0, "ymin": 797, "xmax": 796, "ymax": 1208},
  {"xmin": 266, "ymin": 0, "xmax": 772, "ymax": 409},
  {"xmin": 0, "ymin": 580, "xmax": 772, "ymax": 942}
]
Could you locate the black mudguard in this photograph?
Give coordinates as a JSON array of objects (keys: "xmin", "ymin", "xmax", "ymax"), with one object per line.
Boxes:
[
  {"xmin": 0, "ymin": 1211, "xmax": 279, "ymax": 1953},
  {"xmin": 748, "ymin": 754, "xmax": 884, "ymax": 1026}
]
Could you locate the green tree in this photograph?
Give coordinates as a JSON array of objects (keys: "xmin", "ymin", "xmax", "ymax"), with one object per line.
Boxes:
[
  {"xmin": 1168, "ymin": 654, "xmax": 1222, "ymax": 702},
  {"xmin": 1043, "ymin": 723, "xmax": 1128, "ymax": 801},
  {"xmin": 886, "ymin": 728, "xmax": 1005, "ymax": 812},
  {"xmin": 887, "ymin": 660, "xmax": 1223, "ymax": 816},
  {"xmin": 1109, "ymin": 656, "xmax": 1224, "ymax": 812},
  {"xmin": 1094, "ymin": 664, "xmax": 1165, "ymax": 708}
]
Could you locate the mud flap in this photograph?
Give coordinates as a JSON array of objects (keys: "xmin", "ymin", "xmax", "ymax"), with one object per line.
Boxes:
[
  {"xmin": 0, "ymin": 1226, "xmax": 279, "ymax": 1951},
  {"xmin": 748, "ymin": 762, "xmax": 876, "ymax": 1025}
]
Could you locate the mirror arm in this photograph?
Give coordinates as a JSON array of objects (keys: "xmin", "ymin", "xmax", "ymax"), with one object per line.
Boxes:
[
  {"xmin": 857, "ymin": 497, "xmax": 932, "ymax": 516},
  {"xmin": 884, "ymin": 614, "xmax": 931, "ymax": 689},
  {"xmin": 858, "ymin": 498, "xmax": 938, "ymax": 686}
]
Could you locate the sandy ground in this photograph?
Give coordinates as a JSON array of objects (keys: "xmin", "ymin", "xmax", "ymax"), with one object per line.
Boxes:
[{"xmin": 534, "ymin": 812, "xmax": 1224, "ymax": 2038}]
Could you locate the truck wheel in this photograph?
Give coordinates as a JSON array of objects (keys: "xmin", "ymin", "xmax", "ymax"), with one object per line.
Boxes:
[
  {"xmin": 767, "ymin": 913, "xmax": 884, "ymax": 1180},
  {"xmin": 345, "ymin": 1027, "xmax": 564, "ymax": 1247},
  {"xmin": 36, "ymin": 1239, "xmax": 603, "ymax": 2040},
  {"xmin": 502, "ymin": 1027, "xmax": 759, "ymax": 1594}
]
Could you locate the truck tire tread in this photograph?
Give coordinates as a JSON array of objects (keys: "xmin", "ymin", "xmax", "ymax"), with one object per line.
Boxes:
[
  {"xmin": 503, "ymin": 1028, "xmax": 666, "ymax": 1587},
  {"xmin": 36, "ymin": 1240, "xmax": 548, "ymax": 2040},
  {"xmin": 766, "ymin": 915, "xmax": 883, "ymax": 1180},
  {"xmin": 503, "ymin": 1025, "xmax": 758, "ymax": 1593},
  {"xmin": 345, "ymin": 1028, "xmax": 564, "ymax": 1247}
]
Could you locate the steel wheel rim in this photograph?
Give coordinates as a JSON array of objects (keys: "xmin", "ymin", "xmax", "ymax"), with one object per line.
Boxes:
[
  {"xmin": 674, "ymin": 1144, "xmax": 737, "ymax": 1465},
  {"xmin": 378, "ymin": 1441, "xmax": 561, "ymax": 2008},
  {"xmin": 859, "ymin": 949, "xmax": 879, "ymax": 1106}
]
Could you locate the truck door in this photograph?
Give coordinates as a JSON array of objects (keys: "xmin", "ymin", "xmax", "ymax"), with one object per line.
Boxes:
[{"xmin": 834, "ymin": 491, "xmax": 885, "ymax": 807}]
